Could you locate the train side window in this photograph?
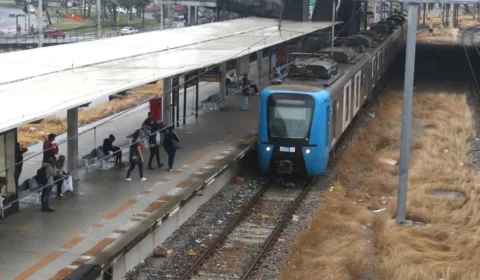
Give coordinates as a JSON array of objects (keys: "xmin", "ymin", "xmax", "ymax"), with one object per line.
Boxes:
[
  {"xmin": 371, "ymin": 57, "xmax": 376, "ymax": 78},
  {"xmin": 355, "ymin": 71, "xmax": 361, "ymax": 113},
  {"xmin": 363, "ymin": 73, "xmax": 367, "ymax": 99},
  {"xmin": 332, "ymin": 100, "xmax": 338, "ymax": 146},
  {"xmin": 342, "ymin": 80, "xmax": 352, "ymax": 132},
  {"xmin": 326, "ymin": 105, "xmax": 330, "ymax": 149}
]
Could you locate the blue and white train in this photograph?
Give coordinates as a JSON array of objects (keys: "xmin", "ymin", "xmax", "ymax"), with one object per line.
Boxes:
[{"xmin": 258, "ymin": 15, "xmax": 407, "ymax": 177}]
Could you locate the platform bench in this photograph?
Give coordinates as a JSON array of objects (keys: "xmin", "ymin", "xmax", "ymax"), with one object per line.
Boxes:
[{"xmin": 82, "ymin": 146, "xmax": 115, "ymax": 170}]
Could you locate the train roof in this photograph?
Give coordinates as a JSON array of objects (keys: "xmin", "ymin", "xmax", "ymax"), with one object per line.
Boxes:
[
  {"xmin": 266, "ymin": 84, "xmax": 323, "ymax": 93},
  {"xmin": 276, "ymin": 19, "xmax": 406, "ymax": 90}
]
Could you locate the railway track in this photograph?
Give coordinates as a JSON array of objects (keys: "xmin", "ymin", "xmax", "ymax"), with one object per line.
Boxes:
[
  {"xmin": 461, "ymin": 25, "xmax": 480, "ymax": 95},
  {"xmin": 177, "ymin": 177, "xmax": 319, "ymax": 280}
]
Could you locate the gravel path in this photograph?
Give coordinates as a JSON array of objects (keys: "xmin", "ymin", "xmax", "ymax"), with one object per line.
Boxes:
[{"xmin": 125, "ymin": 173, "xmax": 266, "ymax": 280}]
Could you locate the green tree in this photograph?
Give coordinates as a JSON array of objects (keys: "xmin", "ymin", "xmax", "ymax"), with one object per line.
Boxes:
[{"xmin": 135, "ymin": 0, "xmax": 150, "ymax": 29}]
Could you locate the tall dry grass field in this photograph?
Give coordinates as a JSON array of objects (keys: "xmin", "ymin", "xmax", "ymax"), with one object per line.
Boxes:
[{"xmin": 280, "ymin": 92, "xmax": 480, "ymax": 280}]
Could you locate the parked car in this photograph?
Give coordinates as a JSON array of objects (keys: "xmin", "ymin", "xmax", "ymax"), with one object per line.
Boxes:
[
  {"xmin": 44, "ymin": 28, "xmax": 66, "ymax": 39},
  {"xmin": 120, "ymin": 26, "xmax": 139, "ymax": 36}
]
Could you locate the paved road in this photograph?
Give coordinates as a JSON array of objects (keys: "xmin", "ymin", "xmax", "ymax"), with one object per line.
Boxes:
[{"xmin": 0, "ymin": 6, "xmax": 40, "ymax": 29}]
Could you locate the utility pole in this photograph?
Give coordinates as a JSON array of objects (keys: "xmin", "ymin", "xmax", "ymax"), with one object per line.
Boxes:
[
  {"xmin": 37, "ymin": 0, "xmax": 42, "ymax": 47},
  {"xmin": 96, "ymin": 0, "xmax": 101, "ymax": 38},
  {"xmin": 27, "ymin": 0, "xmax": 30, "ymax": 33},
  {"xmin": 331, "ymin": 0, "xmax": 335, "ymax": 58},
  {"xmin": 396, "ymin": 2, "xmax": 419, "ymax": 225},
  {"xmin": 160, "ymin": 4, "xmax": 164, "ymax": 30},
  {"xmin": 428, "ymin": 5, "xmax": 433, "ymax": 32}
]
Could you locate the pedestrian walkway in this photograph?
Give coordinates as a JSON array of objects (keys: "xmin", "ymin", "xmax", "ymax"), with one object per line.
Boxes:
[{"xmin": 0, "ymin": 77, "xmax": 262, "ymax": 280}]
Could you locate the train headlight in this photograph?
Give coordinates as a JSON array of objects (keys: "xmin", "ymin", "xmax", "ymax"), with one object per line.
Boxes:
[
  {"xmin": 266, "ymin": 146, "xmax": 271, "ymax": 152},
  {"xmin": 305, "ymin": 149, "xmax": 311, "ymax": 154}
]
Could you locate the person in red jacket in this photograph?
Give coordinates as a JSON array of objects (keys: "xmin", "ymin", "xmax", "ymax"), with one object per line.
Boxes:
[{"xmin": 43, "ymin": 134, "xmax": 59, "ymax": 162}]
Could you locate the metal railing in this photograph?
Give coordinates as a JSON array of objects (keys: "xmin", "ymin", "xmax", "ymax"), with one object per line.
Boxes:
[{"xmin": 0, "ymin": 22, "xmax": 182, "ymax": 45}]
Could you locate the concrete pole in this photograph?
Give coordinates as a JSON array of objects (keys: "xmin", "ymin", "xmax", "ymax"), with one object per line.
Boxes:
[
  {"xmin": 257, "ymin": 50, "xmax": 263, "ymax": 85},
  {"xmin": 160, "ymin": 4, "xmax": 164, "ymax": 30},
  {"xmin": 96, "ymin": 0, "xmax": 101, "ymax": 38},
  {"xmin": 423, "ymin": 4, "xmax": 426, "ymax": 25},
  {"xmin": 396, "ymin": 3, "xmax": 419, "ymax": 225},
  {"xmin": 219, "ymin": 62, "xmax": 227, "ymax": 106},
  {"xmin": 67, "ymin": 108, "xmax": 79, "ymax": 186},
  {"xmin": 373, "ymin": 1, "xmax": 376, "ymax": 22},
  {"xmin": 195, "ymin": 6, "xmax": 198, "ymax": 24},
  {"xmin": 163, "ymin": 78, "xmax": 172, "ymax": 127},
  {"xmin": 364, "ymin": 1, "xmax": 368, "ymax": 30},
  {"xmin": 37, "ymin": 0, "xmax": 42, "ymax": 47},
  {"xmin": 441, "ymin": 4, "xmax": 444, "ymax": 27},
  {"xmin": 429, "ymin": 6, "xmax": 433, "ymax": 32},
  {"xmin": 449, "ymin": 4, "xmax": 453, "ymax": 28},
  {"xmin": 331, "ymin": 0, "xmax": 335, "ymax": 58},
  {"xmin": 236, "ymin": 58, "xmax": 241, "ymax": 88}
]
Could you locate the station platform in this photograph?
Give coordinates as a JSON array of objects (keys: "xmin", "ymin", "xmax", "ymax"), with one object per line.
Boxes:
[{"xmin": 0, "ymin": 81, "xmax": 261, "ymax": 279}]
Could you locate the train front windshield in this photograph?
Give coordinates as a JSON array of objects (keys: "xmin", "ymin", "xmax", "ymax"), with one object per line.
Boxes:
[{"xmin": 267, "ymin": 94, "xmax": 314, "ymax": 139}]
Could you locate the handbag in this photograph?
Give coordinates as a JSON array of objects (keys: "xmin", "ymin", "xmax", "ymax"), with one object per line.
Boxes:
[{"xmin": 173, "ymin": 139, "xmax": 180, "ymax": 149}]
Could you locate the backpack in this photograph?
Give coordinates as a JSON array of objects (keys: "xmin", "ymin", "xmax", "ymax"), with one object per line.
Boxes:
[
  {"xmin": 35, "ymin": 166, "xmax": 49, "ymax": 185},
  {"xmin": 149, "ymin": 133, "xmax": 156, "ymax": 146}
]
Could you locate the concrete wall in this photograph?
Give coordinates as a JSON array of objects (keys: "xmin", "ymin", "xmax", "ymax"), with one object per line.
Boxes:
[{"xmin": 111, "ymin": 152, "xmax": 247, "ymax": 279}]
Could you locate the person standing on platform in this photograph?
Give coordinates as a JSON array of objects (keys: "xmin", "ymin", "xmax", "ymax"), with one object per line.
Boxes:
[
  {"xmin": 39, "ymin": 157, "xmax": 57, "ymax": 212},
  {"xmin": 43, "ymin": 133, "xmax": 59, "ymax": 162},
  {"xmin": 14, "ymin": 142, "xmax": 28, "ymax": 188},
  {"xmin": 148, "ymin": 123, "xmax": 164, "ymax": 170},
  {"xmin": 54, "ymin": 155, "xmax": 68, "ymax": 197},
  {"xmin": 142, "ymin": 112, "xmax": 154, "ymax": 131},
  {"xmin": 126, "ymin": 130, "xmax": 147, "ymax": 182},
  {"xmin": 241, "ymin": 74, "xmax": 259, "ymax": 111},
  {"xmin": 163, "ymin": 126, "xmax": 180, "ymax": 172}
]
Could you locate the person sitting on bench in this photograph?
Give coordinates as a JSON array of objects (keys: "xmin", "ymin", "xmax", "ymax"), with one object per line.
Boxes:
[{"xmin": 103, "ymin": 134, "xmax": 124, "ymax": 167}]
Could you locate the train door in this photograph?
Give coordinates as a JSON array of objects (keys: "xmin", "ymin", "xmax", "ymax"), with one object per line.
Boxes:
[
  {"xmin": 342, "ymin": 80, "xmax": 352, "ymax": 132},
  {"xmin": 331, "ymin": 100, "xmax": 338, "ymax": 147},
  {"xmin": 354, "ymin": 70, "xmax": 361, "ymax": 114},
  {"xmin": 371, "ymin": 55, "xmax": 377, "ymax": 88}
]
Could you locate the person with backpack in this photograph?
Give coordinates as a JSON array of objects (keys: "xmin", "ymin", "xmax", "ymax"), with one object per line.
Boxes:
[
  {"xmin": 36, "ymin": 157, "xmax": 57, "ymax": 212},
  {"xmin": 163, "ymin": 126, "xmax": 180, "ymax": 172},
  {"xmin": 148, "ymin": 123, "xmax": 164, "ymax": 170},
  {"xmin": 126, "ymin": 130, "xmax": 147, "ymax": 182}
]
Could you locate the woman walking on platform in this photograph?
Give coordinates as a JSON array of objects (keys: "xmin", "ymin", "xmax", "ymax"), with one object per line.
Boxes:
[
  {"xmin": 163, "ymin": 126, "xmax": 180, "ymax": 172},
  {"xmin": 126, "ymin": 130, "xmax": 147, "ymax": 181}
]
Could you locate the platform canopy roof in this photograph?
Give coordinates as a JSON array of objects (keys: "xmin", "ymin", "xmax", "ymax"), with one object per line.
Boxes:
[{"xmin": 0, "ymin": 17, "xmax": 333, "ymax": 134}]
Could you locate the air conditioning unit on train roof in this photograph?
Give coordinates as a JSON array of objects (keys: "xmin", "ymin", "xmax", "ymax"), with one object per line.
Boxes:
[
  {"xmin": 318, "ymin": 47, "xmax": 356, "ymax": 64},
  {"xmin": 345, "ymin": 35, "xmax": 375, "ymax": 48},
  {"xmin": 377, "ymin": 20, "xmax": 397, "ymax": 32},
  {"xmin": 369, "ymin": 23, "xmax": 391, "ymax": 33},
  {"xmin": 288, "ymin": 54, "xmax": 339, "ymax": 80},
  {"xmin": 359, "ymin": 30, "xmax": 385, "ymax": 41}
]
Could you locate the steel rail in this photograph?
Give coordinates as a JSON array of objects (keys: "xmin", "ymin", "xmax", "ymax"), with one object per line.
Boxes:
[
  {"xmin": 462, "ymin": 25, "xmax": 480, "ymax": 95},
  {"xmin": 177, "ymin": 184, "xmax": 270, "ymax": 280},
  {"xmin": 240, "ymin": 176, "xmax": 318, "ymax": 280}
]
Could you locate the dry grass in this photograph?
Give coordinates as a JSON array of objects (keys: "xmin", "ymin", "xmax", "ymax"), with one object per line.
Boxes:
[
  {"xmin": 417, "ymin": 14, "xmax": 479, "ymax": 44},
  {"xmin": 417, "ymin": 26, "xmax": 459, "ymax": 43},
  {"xmin": 17, "ymin": 78, "xmax": 178, "ymax": 146},
  {"xmin": 280, "ymin": 91, "xmax": 480, "ymax": 280}
]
